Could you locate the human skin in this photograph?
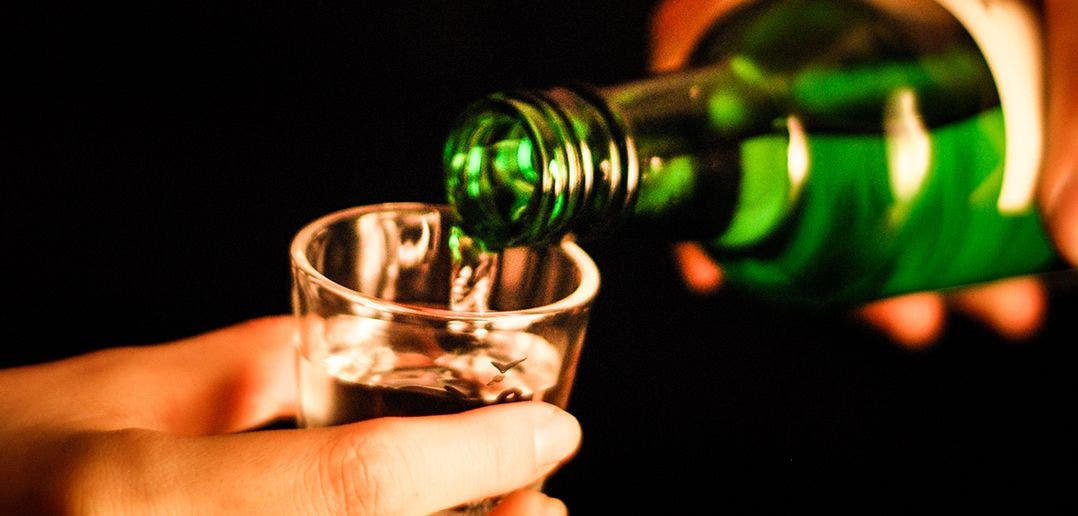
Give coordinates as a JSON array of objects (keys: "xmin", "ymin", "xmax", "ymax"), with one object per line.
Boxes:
[
  {"xmin": 0, "ymin": 316, "xmax": 579, "ymax": 515},
  {"xmin": 651, "ymin": 0, "xmax": 1077, "ymax": 349}
]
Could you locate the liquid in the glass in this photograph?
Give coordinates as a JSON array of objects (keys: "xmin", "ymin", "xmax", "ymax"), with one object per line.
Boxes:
[{"xmin": 297, "ymin": 318, "xmax": 560, "ymax": 428}]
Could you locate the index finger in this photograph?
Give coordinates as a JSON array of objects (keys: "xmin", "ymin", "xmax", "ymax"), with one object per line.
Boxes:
[{"xmin": 0, "ymin": 316, "xmax": 299, "ymax": 435}]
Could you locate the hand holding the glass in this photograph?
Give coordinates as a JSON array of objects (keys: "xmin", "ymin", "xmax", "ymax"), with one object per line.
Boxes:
[
  {"xmin": 0, "ymin": 316, "xmax": 580, "ymax": 515},
  {"xmin": 0, "ymin": 202, "xmax": 594, "ymax": 515}
]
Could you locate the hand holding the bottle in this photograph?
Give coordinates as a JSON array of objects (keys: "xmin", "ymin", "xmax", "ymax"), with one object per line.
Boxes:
[
  {"xmin": 653, "ymin": 0, "xmax": 1077, "ymax": 348},
  {"xmin": 0, "ymin": 316, "xmax": 579, "ymax": 515}
]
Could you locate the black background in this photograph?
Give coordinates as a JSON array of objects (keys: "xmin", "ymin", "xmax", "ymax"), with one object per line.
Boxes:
[{"xmin": 8, "ymin": 1, "xmax": 1076, "ymax": 513}]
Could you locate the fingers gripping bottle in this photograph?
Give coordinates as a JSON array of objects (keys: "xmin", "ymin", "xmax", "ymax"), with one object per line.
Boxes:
[{"xmin": 443, "ymin": 0, "xmax": 1062, "ymax": 307}]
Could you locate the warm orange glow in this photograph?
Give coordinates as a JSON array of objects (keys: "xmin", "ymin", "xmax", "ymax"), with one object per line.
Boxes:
[
  {"xmin": 858, "ymin": 293, "xmax": 946, "ymax": 350},
  {"xmin": 673, "ymin": 242, "xmax": 724, "ymax": 294}
]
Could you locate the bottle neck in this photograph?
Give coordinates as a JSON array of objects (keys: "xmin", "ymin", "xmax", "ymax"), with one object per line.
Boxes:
[{"xmin": 443, "ymin": 86, "xmax": 637, "ymax": 250}]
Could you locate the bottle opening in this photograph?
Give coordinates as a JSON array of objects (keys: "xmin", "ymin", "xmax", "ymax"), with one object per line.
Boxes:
[{"xmin": 444, "ymin": 100, "xmax": 543, "ymax": 250}]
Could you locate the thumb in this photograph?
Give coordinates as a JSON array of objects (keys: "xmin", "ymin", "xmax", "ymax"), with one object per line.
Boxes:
[
  {"xmin": 78, "ymin": 402, "xmax": 581, "ymax": 515},
  {"xmin": 316, "ymin": 402, "xmax": 581, "ymax": 515}
]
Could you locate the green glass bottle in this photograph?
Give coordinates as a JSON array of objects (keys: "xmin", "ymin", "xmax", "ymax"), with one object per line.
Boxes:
[{"xmin": 443, "ymin": 0, "xmax": 1063, "ymax": 307}]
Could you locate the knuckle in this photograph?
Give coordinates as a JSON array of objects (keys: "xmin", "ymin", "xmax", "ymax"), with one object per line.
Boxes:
[{"xmin": 314, "ymin": 424, "xmax": 404, "ymax": 516}]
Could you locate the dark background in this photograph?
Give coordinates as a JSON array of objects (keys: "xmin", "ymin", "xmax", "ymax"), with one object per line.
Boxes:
[{"xmin": 8, "ymin": 1, "xmax": 1076, "ymax": 513}]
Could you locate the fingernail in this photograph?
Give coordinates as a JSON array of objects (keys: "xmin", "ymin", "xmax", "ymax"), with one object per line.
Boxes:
[{"xmin": 533, "ymin": 406, "xmax": 581, "ymax": 472}]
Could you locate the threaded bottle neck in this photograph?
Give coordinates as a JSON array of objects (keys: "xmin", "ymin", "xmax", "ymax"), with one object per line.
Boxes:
[{"xmin": 444, "ymin": 87, "xmax": 636, "ymax": 250}]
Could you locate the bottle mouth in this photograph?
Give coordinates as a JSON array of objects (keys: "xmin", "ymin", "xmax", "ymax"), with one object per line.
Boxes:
[{"xmin": 444, "ymin": 95, "xmax": 547, "ymax": 250}]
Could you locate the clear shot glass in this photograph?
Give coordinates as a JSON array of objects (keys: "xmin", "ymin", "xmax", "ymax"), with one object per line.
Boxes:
[{"xmin": 289, "ymin": 202, "xmax": 599, "ymax": 514}]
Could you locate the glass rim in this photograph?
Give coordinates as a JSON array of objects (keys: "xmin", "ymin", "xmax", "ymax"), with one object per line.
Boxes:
[{"xmin": 289, "ymin": 202, "xmax": 600, "ymax": 321}]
